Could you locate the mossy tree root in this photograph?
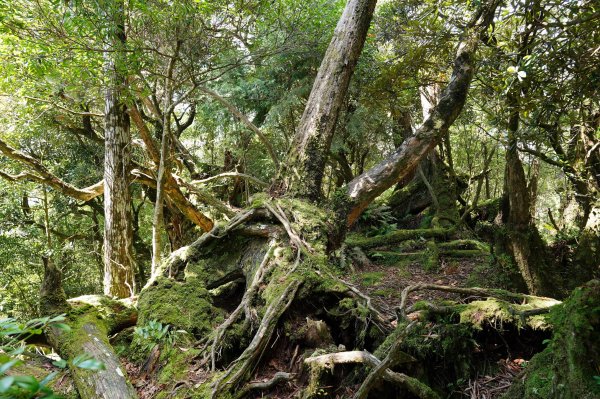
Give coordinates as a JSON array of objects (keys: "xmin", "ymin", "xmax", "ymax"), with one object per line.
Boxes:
[
  {"xmin": 211, "ymin": 278, "xmax": 302, "ymax": 398},
  {"xmin": 346, "ymin": 228, "xmax": 452, "ymax": 249},
  {"xmin": 397, "ymin": 283, "xmax": 561, "ymax": 322},
  {"xmin": 354, "ymin": 322, "xmax": 415, "ymax": 399},
  {"xmin": 209, "ymin": 241, "xmax": 277, "ymax": 370}
]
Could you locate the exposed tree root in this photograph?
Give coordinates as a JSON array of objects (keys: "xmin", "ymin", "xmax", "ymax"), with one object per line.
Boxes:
[
  {"xmin": 354, "ymin": 322, "xmax": 415, "ymax": 399},
  {"xmin": 136, "ymin": 199, "xmax": 392, "ymax": 398},
  {"xmin": 233, "ymin": 371, "xmax": 293, "ymax": 399},
  {"xmin": 211, "ymin": 278, "xmax": 302, "ymax": 398},
  {"xmin": 209, "ymin": 241, "xmax": 277, "ymax": 370},
  {"xmin": 305, "ymin": 347, "xmax": 439, "ymax": 399}
]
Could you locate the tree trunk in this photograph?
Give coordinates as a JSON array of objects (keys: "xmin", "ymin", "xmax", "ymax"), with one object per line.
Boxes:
[
  {"xmin": 103, "ymin": 0, "xmax": 136, "ymax": 298},
  {"xmin": 152, "ymin": 42, "xmax": 179, "ymax": 275},
  {"xmin": 339, "ymin": 0, "xmax": 501, "ymax": 229},
  {"xmin": 500, "ymin": 91, "xmax": 554, "ymax": 296},
  {"xmin": 279, "ymin": 0, "xmax": 377, "ymax": 201}
]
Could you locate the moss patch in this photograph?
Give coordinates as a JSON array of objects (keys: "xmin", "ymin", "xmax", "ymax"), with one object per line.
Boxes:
[
  {"xmin": 503, "ymin": 280, "xmax": 600, "ymax": 399},
  {"xmin": 459, "ymin": 298, "xmax": 552, "ymax": 330},
  {"xmin": 138, "ymin": 276, "xmax": 223, "ymax": 336}
]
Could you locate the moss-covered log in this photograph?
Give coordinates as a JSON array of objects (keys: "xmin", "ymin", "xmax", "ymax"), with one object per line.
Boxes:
[
  {"xmin": 46, "ymin": 308, "xmax": 138, "ymax": 399},
  {"xmin": 346, "ymin": 228, "xmax": 452, "ymax": 249}
]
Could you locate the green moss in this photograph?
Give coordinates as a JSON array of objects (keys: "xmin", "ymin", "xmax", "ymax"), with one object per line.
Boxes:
[
  {"xmin": 156, "ymin": 345, "xmax": 200, "ymax": 385},
  {"xmin": 137, "ymin": 276, "xmax": 222, "ymax": 336},
  {"xmin": 423, "ymin": 240, "xmax": 440, "ymax": 272},
  {"xmin": 346, "ymin": 228, "xmax": 451, "ymax": 249},
  {"xmin": 467, "ymin": 253, "xmax": 527, "ymax": 291},
  {"xmin": 458, "ymin": 298, "xmax": 552, "ymax": 330},
  {"xmin": 503, "ymin": 280, "xmax": 600, "ymax": 399},
  {"xmin": 359, "ymin": 271, "xmax": 385, "ymax": 286}
]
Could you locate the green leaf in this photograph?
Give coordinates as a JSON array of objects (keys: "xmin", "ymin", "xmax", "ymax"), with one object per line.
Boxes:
[
  {"xmin": 52, "ymin": 359, "xmax": 67, "ymax": 368},
  {"xmin": 13, "ymin": 375, "xmax": 39, "ymax": 391},
  {"xmin": 0, "ymin": 376, "xmax": 15, "ymax": 393},
  {"xmin": 76, "ymin": 358, "xmax": 105, "ymax": 370},
  {"xmin": 73, "ymin": 355, "xmax": 105, "ymax": 371},
  {"xmin": 0, "ymin": 358, "xmax": 20, "ymax": 374},
  {"xmin": 52, "ymin": 323, "xmax": 71, "ymax": 331},
  {"xmin": 40, "ymin": 371, "xmax": 58, "ymax": 386}
]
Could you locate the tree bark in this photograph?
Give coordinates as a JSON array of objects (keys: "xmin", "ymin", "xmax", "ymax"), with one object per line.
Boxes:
[
  {"xmin": 279, "ymin": 0, "xmax": 378, "ymax": 201},
  {"xmin": 103, "ymin": 0, "xmax": 136, "ymax": 298},
  {"xmin": 152, "ymin": 42, "xmax": 179, "ymax": 275}
]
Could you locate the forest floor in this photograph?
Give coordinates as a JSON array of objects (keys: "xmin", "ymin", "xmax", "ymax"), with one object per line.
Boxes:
[
  {"xmin": 120, "ymin": 251, "xmax": 530, "ymax": 399},
  {"xmin": 352, "ymin": 255, "xmax": 526, "ymax": 399}
]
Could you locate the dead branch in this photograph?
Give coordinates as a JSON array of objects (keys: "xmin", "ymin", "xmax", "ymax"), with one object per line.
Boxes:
[
  {"xmin": 191, "ymin": 172, "xmax": 268, "ymax": 188},
  {"xmin": 0, "ymin": 137, "xmax": 104, "ymax": 201}
]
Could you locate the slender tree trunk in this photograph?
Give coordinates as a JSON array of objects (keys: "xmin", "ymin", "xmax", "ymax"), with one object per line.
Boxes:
[
  {"xmin": 279, "ymin": 0, "xmax": 378, "ymax": 201},
  {"xmin": 103, "ymin": 0, "xmax": 136, "ymax": 297},
  {"xmin": 528, "ymin": 157, "xmax": 541, "ymax": 217},
  {"xmin": 152, "ymin": 43, "xmax": 179, "ymax": 275},
  {"xmin": 40, "ymin": 188, "xmax": 68, "ymax": 316}
]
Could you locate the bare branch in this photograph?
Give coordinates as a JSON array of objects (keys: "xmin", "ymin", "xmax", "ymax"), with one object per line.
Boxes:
[
  {"xmin": 191, "ymin": 172, "xmax": 268, "ymax": 188},
  {"xmin": 0, "ymin": 137, "xmax": 103, "ymax": 201}
]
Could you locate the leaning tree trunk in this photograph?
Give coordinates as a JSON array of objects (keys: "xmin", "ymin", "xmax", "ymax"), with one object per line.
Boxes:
[
  {"xmin": 339, "ymin": 0, "xmax": 501, "ymax": 231},
  {"xmin": 388, "ymin": 85, "xmax": 461, "ymax": 226},
  {"xmin": 103, "ymin": 0, "xmax": 136, "ymax": 298},
  {"xmin": 279, "ymin": 0, "xmax": 378, "ymax": 200}
]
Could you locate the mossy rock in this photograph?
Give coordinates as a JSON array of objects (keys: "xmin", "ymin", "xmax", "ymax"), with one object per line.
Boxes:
[{"xmin": 503, "ymin": 280, "xmax": 600, "ymax": 399}]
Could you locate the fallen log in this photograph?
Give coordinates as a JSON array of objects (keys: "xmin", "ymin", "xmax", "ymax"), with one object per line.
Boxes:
[{"xmin": 46, "ymin": 311, "xmax": 138, "ymax": 399}]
